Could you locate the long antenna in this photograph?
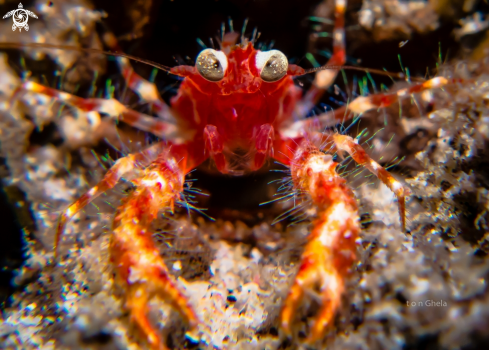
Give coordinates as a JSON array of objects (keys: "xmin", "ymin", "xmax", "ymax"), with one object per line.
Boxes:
[
  {"xmin": 0, "ymin": 42, "xmax": 175, "ymax": 74},
  {"xmin": 302, "ymin": 64, "xmax": 426, "ymax": 82},
  {"xmin": 0, "ymin": 41, "xmax": 427, "ymax": 82}
]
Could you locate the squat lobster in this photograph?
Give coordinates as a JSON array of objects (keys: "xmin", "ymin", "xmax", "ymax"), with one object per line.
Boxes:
[{"xmin": 2, "ymin": 0, "xmax": 455, "ymax": 348}]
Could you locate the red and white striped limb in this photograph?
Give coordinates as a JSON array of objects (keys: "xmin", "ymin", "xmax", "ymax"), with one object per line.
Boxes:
[
  {"xmin": 286, "ymin": 76, "xmax": 455, "ymax": 136},
  {"xmin": 295, "ymin": 0, "xmax": 347, "ymax": 119},
  {"xmin": 18, "ymin": 81, "xmax": 178, "ymax": 139},
  {"xmin": 55, "ymin": 141, "xmax": 165, "ymax": 258},
  {"xmin": 331, "ymin": 133, "xmax": 409, "ymax": 231},
  {"xmin": 103, "ymin": 32, "xmax": 176, "ymax": 123}
]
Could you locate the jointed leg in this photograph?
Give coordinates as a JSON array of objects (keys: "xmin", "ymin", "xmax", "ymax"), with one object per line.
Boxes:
[
  {"xmin": 56, "ymin": 142, "xmax": 207, "ymax": 349},
  {"xmin": 346, "ymin": 76, "xmax": 454, "ymax": 115},
  {"xmin": 279, "ymin": 141, "xmax": 360, "ymax": 344},
  {"xmin": 331, "ymin": 133, "xmax": 409, "ymax": 231},
  {"xmin": 296, "ymin": 0, "xmax": 347, "ymax": 119},
  {"xmin": 110, "ymin": 152, "xmax": 199, "ymax": 349},
  {"xmin": 55, "ymin": 141, "xmax": 165, "ymax": 257},
  {"xmin": 103, "ymin": 32, "xmax": 176, "ymax": 123},
  {"xmin": 312, "ymin": 0, "xmax": 347, "ymax": 86},
  {"xmin": 275, "ymin": 130, "xmax": 409, "ymax": 343},
  {"xmin": 19, "ymin": 81, "xmax": 177, "ymax": 139},
  {"xmin": 286, "ymin": 76, "xmax": 455, "ymax": 135}
]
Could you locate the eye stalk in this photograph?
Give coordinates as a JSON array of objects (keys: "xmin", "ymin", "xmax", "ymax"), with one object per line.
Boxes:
[
  {"xmin": 255, "ymin": 50, "xmax": 288, "ymax": 82},
  {"xmin": 196, "ymin": 49, "xmax": 228, "ymax": 82}
]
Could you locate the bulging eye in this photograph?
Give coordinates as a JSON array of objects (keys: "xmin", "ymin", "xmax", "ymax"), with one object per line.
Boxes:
[
  {"xmin": 255, "ymin": 50, "xmax": 288, "ymax": 82},
  {"xmin": 196, "ymin": 49, "xmax": 228, "ymax": 82}
]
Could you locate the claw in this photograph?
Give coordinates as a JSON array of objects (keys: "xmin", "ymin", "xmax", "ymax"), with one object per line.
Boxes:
[
  {"xmin": 111, "ymin": 222, "xmax": 199, "ymax": 349},
  {"xmin": 108, "ymin": 158, "xmax": 199, "ymax": 349},
  {"xmin": 122, "ymin": 275, "xmax": 197, "ymax": 350},
  {"xmin": 280, "ymin": 239, "xmax": 344, "ymax": 343},
  {"xmin": 126, "ymin": 286, "xmax": 167, "ymax": 350},
  {"xmin": 280, "ymin": 144, "xmax": 360, "ymax": 344}
]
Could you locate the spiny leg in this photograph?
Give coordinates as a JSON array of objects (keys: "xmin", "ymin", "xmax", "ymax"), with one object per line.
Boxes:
[
  {"xmin": 346, "ymin": 76, "xmax": 454, "ymax": 115},
  {"xmin": 331, "ymin": 133, "xmax": 409, "ymax": 231},
  {"xmin": 55, "ymin": 141, "xmax": 165, "ymax": 257},
  {"xmin": 19, "ymin": 81, "xmax": 178, "ymax": 139},
  {"xmin": 279, "ymin": 79, "xmax": 456, "ymax": 231},
  {"xmin": 279, "ymin": 141, "xmax": 360, "ymax": 344},
  {"xmin": 274, "ymin": 131, "xmax": 408, "ymax": 342},
  {"xmin": 286, "ymin": 76, "xmax": 455, "ymax": 135},
  {"xmin": 56, "ymin": 142, "xmax": 207, "ymax": 349},
  {"xmin": 103, "ymin": 32, "xmax": 176, "ymax": 123},
  {"xmin": 312, "ymin": 0, "xmax": 347, "ymax": 85},
  {"xmin": 110, "ymin": 152, "xmax": 200, "ymax": 349},
  {"xmin": 296, "ymin": 0, "xmax": 347, "ymax": 119}
]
